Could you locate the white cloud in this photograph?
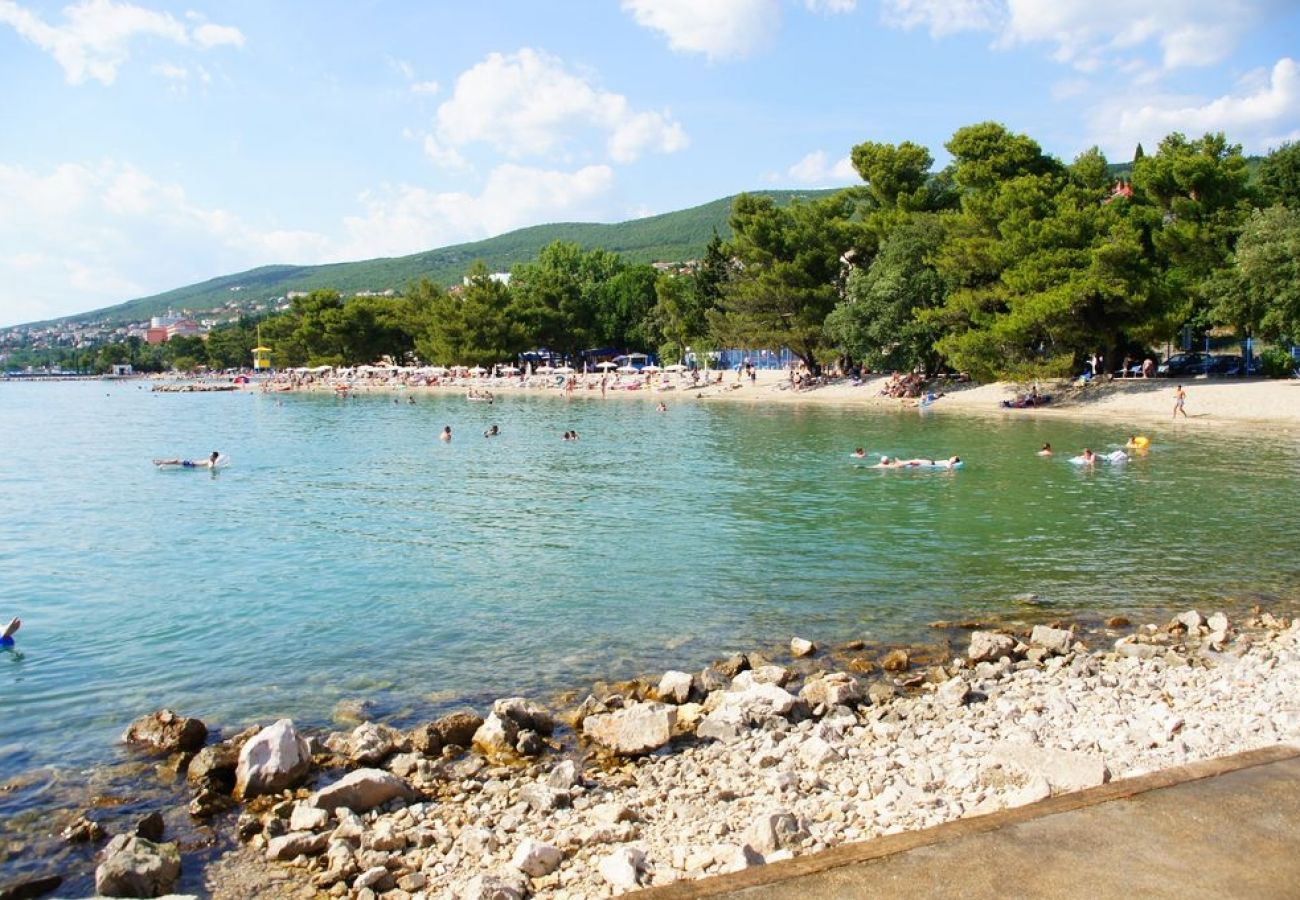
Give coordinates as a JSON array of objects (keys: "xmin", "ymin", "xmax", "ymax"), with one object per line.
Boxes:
[
  {"xmin": 0, "ymin": 157, "xmax": 626, "ymax": 325},
  {"xmin": 1091, "ymin": 57, "xmax": 1300, "ymax": 156},
  {"xmin": 339, "ymin": 164, "xmax": 618, "ymax": 260},
  {"xmin": 428, "ymin": 48, "xmax": 687, "ymax": 166},
  {"xmin": 621, "ymin": 0, "xmax": 781, "ymax": 61},
  {"xmin": 766, "ymin": 150, "xmax": 857, "ymax": 186},
  {"xmin": 0, "ymin": 0, "xmax": 243, "ymax": 85},
  {"xmin": 410, "ymin": 80, "xmax": 440, "ymax": 95},
  {"xmin": 880, "ymin": 0, "xmax": 1001, "ymax": 37},
  {"xmin": 151, "ymin": 61, "xmax": 187, "ymax": 81}
]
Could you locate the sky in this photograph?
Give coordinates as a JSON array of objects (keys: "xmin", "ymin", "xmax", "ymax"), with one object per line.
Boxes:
[{"xmin": 2, "ymin": 0, "xmax": 1298, "ymax": 327}]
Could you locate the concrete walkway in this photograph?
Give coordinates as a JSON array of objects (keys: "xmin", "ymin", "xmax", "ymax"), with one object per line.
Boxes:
[{"xmin": 639, "ymin": 745, "xmax": 1300, "ymax": 900}]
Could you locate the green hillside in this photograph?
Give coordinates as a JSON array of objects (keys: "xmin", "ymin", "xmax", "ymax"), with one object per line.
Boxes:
[{"xmin": 43, "ymin": 189, "xmax": 836, "ymax": 328}]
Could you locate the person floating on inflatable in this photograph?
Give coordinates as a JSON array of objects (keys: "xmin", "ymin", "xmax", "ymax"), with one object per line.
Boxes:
[
  {"xmin": 1, "ymin": 617, "xmax": 19, "ymax": 648},
  {"xmin": 1125, "ymin": 435, "xmax": 1150, "ymax": 450},
  {"xmin": 153, "ymin": 451, "xmax": 220, "ymax": 468}
]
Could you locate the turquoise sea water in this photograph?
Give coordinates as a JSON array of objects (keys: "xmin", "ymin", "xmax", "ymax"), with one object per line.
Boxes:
[{"xmin": 2, "ymin": 380, "xmax": 1299, "ymax": 788}]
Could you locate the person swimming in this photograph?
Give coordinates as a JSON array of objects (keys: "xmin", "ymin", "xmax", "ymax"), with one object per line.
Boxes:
[
  {"xmin": 1080, "ymin": 448, "xmax": 1097, "ymax": 464},
  {"xmin": 154, "ymin": 451, "xmax": 220, "ymax": 468},
  {"xmin": 484, "ymin": 424, "xmax": 500, "ymax": 438},
  {"xmin": 1, "ymin": 617, "xmax": 19, "ymax": 648},
  {"xmin": 852, "ymin": 448, "xmax": 866, "ymax": 458},
  {"xmin": 440, "ymin": 426, "xmax": 452, "ymax": 442},
  {"xmin": 1037, "ymin": 443, "xmax": 1053, "ymax": 456},
  {"xmin": 656, "ymin": 402, "xmax": 667, "ymax": 412}
]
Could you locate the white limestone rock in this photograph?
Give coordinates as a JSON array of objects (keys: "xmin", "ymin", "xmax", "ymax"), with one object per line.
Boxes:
[
  {"xmin": 583, "ymin": 702, "xmax": 677, "ymax": 756},
  {"xmin": 657, "ymin": 670, "xmax": 694, "ymax": 704},
  {"xmin": 599, "ymin": 846, "xmax": 646, "ymax": 890},
  {"xmin": 310, "ymin": 768, "xmax": 416, "ymax": 813},
  {"xmin": 1029, "ymin": 625, "xmax": 1074, "ymax": 655},
  {"xmin": 790, "ymin": 637, "xmax": 816, "ymax": 658},
  {"xmin": 511, "ymin": 838, "xmax": 563, "ymax": 877},
  {"xmin": 234, "ymin": 719, "xmax": 312, "ymax": 800},
  {"xmin": 968, "ymin": 631, "xmax": 1016, "ymax": 663}
]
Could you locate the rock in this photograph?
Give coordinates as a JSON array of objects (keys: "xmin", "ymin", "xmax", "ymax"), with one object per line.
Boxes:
[
  {"xmin": 657, "ymin": 670, "xmax": 694, "ymax": 704},
  {"xmin": 745, "ymin": 811, "xmax": 807, "ymax": 854},
  {"xmin": 354, "ymin": 866, "xmax": 393, "ymax": 893},
  {"xmin": 1029, "ymin": 625, "xmax": 1074, "ymax": 655},
  {"xmin": 234, "ymin": 719, "xmax": 312, "ymax": 800},
  {"xmin": 0, "ymin": 874, "xmax": 62, "ymax": 900},
  {"xmin": 583, "ymin": 702, "xmax": 677, "ymax": 756},
  {"xmin": 697, "ymin": 667, "xmax": 730, "ymax": 693},
  {"xmin": 800, "ymin": 672, "xmax": 863, "ymax": 708},
  {"xmin": 799, "ymin": 736, "xmax": 840, "ymax": 768},
  {"xmin": 188, "ymin": 788, "xmax": 234, "ymax": 819},
  {"xmin": 433, "ymin": 710, "xmax": 484, "ymax": 749},
  {"xmin": 1105, "ymin": 615, "xmax": 1132, "ymax": 628},
  {"xmin": 599, "ymin": 847, "xmax": 645, "ymax": 890},
  {"xmin": 311, "ymin": 768, "xmax": 416, "ymax": 813},
  {"xmin": 545, "ymin": 759, "xmax": 580, "ymax": 789},
  {"xmin": 733, "ymin": 664, "xmax": 790, "ymax": 688},
  {"xmin": 289, "ymin": 803, "xmax": 330, "ymax": 832},
  {"xmin": 1208, "ymin": 612, "xmax": 1230, "ymax": 634},
  {"xmin": 727, "ymin": 844, "xmax": 766, "ymax": 871},
  {"xmin": 493, "ymin": 697, "xmax": 555, "ymax": 735},
  {"xmin": 593, "ymin": 802, "xmax": 638, "ymax": 825},
  {"xmin": 695, "ymin": 706, "xmax": 747, "ymax": 742},
  {"xmin": 867, "ymin": 682, "xmax": 899, "ymax": 704},
  {"xmin": 935, "ymin": 677, "xmax": 971, "ymax": 708},
  {"xmin": 345, "ymin": 722, "xmax": 403, "ymax": 766},
  {"xmin": 790, "ymin": 637, "xmax": 816, "ymax": 658},
  {"xmin": 133, "ymin": 812, "xmax": 165, "ymax": 843},
  {"xmin": 515, "ymin": 729, "xmax": 545, "ymax": 756},
  {"xmin": 266, "ymin": 830, "xmax": 330, "ymax": 861},
  {"xmin": 968, "ymin": 631, "xmax": 1016, "ymax": 663},
  {"xmin": 94, "ymin": 835, "xmax": 181, "ymax": 899},
  {"xmin": 519, "ymin": 782, "xmax": 570, "ymax": 812},
  {"xmin": 881, "ymin": 649, "xmax": 910, "ymax": 672},
  {"xmin": 511, "ymin": 838, "xmax": 563, "ymax": 877},
  {"xmin": 987, "ymin": 743, "xmax": 1109, "ymax": 793},
  {"xmin": 472, "ymin": 713, "xmax": 518, "ymax": 757},
  {"xmin": 461, "ymin": 870, "xmax": 528, "ymax": 900},
  {"xmin": 122, "ymin": 709, "xmax": 207, "ymax": 754},
  {"xmin": 331, "ymin": 698, "xmax": 376, "ymax": 725},
  {"xmin": 61, "ymin": 815, "xmax": 105, "ymax": 843},
  {"xmin": 1176, "ymin": 610, "xmax": 1206, "ymax": 630},
  {"xmin": 1115, "ymin": 639, "xmax": 1158, "ymax": 660},
  {"xmin": 185, "ymin": 742, "xmax": 239, "ymax": 790},
  {"xmin": 715, "ymin": 653, "xmax": 750, "ymax": 678}
]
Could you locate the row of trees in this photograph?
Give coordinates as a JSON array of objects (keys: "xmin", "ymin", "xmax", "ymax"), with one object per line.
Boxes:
[{"xmin": 21, "ymin": 123, "xmax": 1300, "ymax": 380}]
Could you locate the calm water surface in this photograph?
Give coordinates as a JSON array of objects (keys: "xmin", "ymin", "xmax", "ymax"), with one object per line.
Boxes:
[{"xmin": 3, "ymin": 380, "xmax": 1299, "ymax": 785}]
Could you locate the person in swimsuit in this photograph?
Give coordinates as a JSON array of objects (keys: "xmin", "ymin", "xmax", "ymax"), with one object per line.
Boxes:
[
  {"xmin": 440, "ymin": 426, "xmax": 452, "ymax": 442},
  {"xmin": 852, "ymin": 448, "xmax": 866, "ymax": 458},
  {"xmin": 484, "ymin": 425, "xmax": 499, "ymax": 438},
  {"xmin": 1037, "ymin": 443, "xmax": 1053, "ymax": 456},
  {"xmin": 1, "ymin": 617, "xmax": 19, "ymax": 648},
  {"xmin": 155, "ymin": 451, "xmax": 220, "ymax": 468},
  {"xmin": 1173, "ymin": 385, "xmax": 1187, "ymax": 419}
]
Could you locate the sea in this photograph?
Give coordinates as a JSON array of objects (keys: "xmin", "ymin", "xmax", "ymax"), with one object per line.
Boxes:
[{"xmin": 1, "ymin": 378, "xmax": 1299, "ymax": 885}]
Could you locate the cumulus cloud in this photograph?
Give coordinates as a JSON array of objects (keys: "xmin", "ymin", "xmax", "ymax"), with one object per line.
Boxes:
[
  {"xmin": 0, "ymin": 0, "xmax": 244, "ymax": 85},
  {"xmin": 427, "ymin": 48, "xmax": 687, "ymax": 167},
  {"xmin": 339, "ymin": 164, "xmax": 618, "ymax": 260},
  {"xmin": 805, "ymin": 0, "xmax": 857, "ymax": 13},
  {"xmin": 621, "ymin": 0, "xmax": 782, "ymax": 61},
  {"xmin": 881, "ymin": 0, "xmax": 1273, "ymax": 73},
  {"xmin": 0, "ymin": 157, "xmax": 627, "ymax": 324},
  {"xmin": 765, "ymin": 150, "xmax": 857, "ymax": 186},
  {"xmin": 1093, "ymin": 57, "xmax": 1300, "ymax": 155},
  {"xmin": 410, "ymin": 80, "xmax": 440, "ymax": 95}
]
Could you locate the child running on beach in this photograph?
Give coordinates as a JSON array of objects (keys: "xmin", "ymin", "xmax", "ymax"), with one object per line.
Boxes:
[{"xmin": 1173, "ymin": 385, "xmax": 1187, "ymax": 419}]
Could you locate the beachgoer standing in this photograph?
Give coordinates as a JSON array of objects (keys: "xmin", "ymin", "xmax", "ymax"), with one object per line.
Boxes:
[{"xmin": 1173, "ymin": 385, "xmax": 1187, "ymax": 419}]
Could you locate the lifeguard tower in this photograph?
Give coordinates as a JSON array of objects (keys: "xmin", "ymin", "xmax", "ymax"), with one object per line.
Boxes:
[{"xmin": 252, "ymin": 326, "xmax": 272, "ymax": 372}]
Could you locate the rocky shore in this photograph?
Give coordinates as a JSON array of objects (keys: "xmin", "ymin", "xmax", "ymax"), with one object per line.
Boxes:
[{"xmin": 9, "ymin": 606, "xmax": 1297, "ymax": 900}]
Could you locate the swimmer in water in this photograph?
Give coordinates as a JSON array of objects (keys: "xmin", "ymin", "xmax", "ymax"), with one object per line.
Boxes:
[
  {"xmin": 484, "ymin": 424, "xmax": 500, "ymax": 438},
  {"xmin": 1, "ymin": 617, "xmax": 19, "ymax": 647},
  {"xmin": 1080, "ymin": 448, "xmax": 1097, "ymax": 464},
  {"xmin": 154, "ymin": 451, "xmax": 220, "ymax": 468},
  {"xmin": 852, "ymin": 448, "xmax": 866, "ymax": 458},
  {"xmin": 1037, "ymin": 443, "xmax": 1053, "ymax": 456},
  {"xmin": 440, "ymin": 426, "xmax": 452, "ymax": 442}
]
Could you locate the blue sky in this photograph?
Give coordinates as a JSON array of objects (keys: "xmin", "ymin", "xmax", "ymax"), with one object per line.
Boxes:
[{"xmin": 2, "ymin": 0, "xmax": 1298, "ymax": 326}]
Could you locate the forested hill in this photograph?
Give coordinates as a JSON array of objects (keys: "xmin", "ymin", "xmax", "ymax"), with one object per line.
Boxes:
[{"xmin": 42, "ymin": 189, "xmax": 837, "ymax": 329}]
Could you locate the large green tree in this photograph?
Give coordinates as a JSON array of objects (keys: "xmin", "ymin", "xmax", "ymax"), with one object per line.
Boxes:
[{"xmin": 711, "ymin": 192, "xmax": 861, "ymax": 369}]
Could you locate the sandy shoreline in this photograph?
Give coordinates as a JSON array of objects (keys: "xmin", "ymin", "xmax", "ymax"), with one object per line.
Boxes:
[{"xmin": 249, "ymin": 371, "xmax": 1300, "ymax": 432}]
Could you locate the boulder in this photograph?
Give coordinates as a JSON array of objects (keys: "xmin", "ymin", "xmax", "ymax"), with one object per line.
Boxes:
[
  {"xmin": 511, "ymin": 838, "xmax": 563, "ymax": 877},
  {"xmin": 61, "ymin": 815, "xmax": 105, "ymax": 843},
  {"xmin": 94, "ymin": 835, "xmax": 181, "ymax": 898},
  {"xmin": 968, "ymin": 631, "xmax": 1016, "ymax": 663},
  {"xmin": 697, "ymin": 667, "xmax": 730, "ymax": 693},
  {"xmin": 493, "ymin": 697, "xmax": 555, "ymax": 735},
  {"xmin": 1207, "ymin": 612, "xmax": 1230, "ymax": 634},
  {"xmin": 122, "ymin": 710, "xmax": 207, "ymax": 755},
  {"xmin": 881, "ymin": 649, "xmax": 910, "ymax": 672},
  {"xmin": 519, "ymin": 782, "xmax": 570, "ymax": 812},
  {"xmin": 471, "ymin": 713, "xmax": 517, "ymax": 757},
  {"xmin": 790, "ymin": 637, "xmax": 816, "ymax": 658},
  {"xmin": 133, "ymin": 812, "xmax": 165, "ymax": 843},
  {"xmin": 186, "ymin": 742, "xmax": 239, "ymax": 790},
  {"xmin": 1105, "ymin": 615, "xmax": 1132, "ymax": 628},
  {"xmin": 583, "ymin": 702, "xmax": 677, "ymax": 756},
  {"xmin": 0, "ymin": 875, "xmax": 63, "ymax": 900},
  {"xmin": 234, "ymin": 719, "xmax": 312, "ymax": 800},
  {"xmin": 288, "ymin": 802, "xmax": 330, "ymax": 832},
  {"xmin": 461, "ymin": 871, "xmax": 529, "ymax": 900},
  {"xmin": 744, "ymin": 811, "xmax": 807, "ymax": 854},
  {"xmin": 473, "ymin": 699, "xmax": 555, "ymax": 757},
  {"xmin": 799, "ymin": 736, "xmax": 840, "ymax": 768},
  {"xmin": 1176, "ymin": 610, "xmax": 1206, "ymax": 630},
  {"xmin": 545, "ymin": 759, "xmax": 580, "ymax": 789},
  {"xmin": 715, "ymin": 653, "xmax": 750, "ymax": 678},
  {"xmin": 657, "ymin": 670, "xmax": 694, "ymax": 704},
  {"xmin": 310, "ymin": 768, "xmax": 416, "ymax": 813},
  {"xmin": 867, "ymin": 682, "xmax": 899, "ymax": 705},
  {"xmin": 266, "ymin": 830, "xmax": 329, "ymax": 861},
  {"xmin": 987, "ymin": 742, "xmax": 1109, "ymax": 793},
  {"xmin": 345, "ymin": 722, "xmax": 404, "ymax": 766},
  {"xmin": 733, "ymin": 665, "xmax": 790, "ymax": 688},
  {"xmin": 1029, "ymin": 625, "xmax": 1074, "ymax": 655},
  {"xmin": 599, "ymin": 847, "xmax": 645, "ymax": 890},
  {"xmin": 799, "ymin": 672, "xmax": 862, "ymax": 709},
  {"xmin": 935, "ymin": 677, "xmax": 971, "ymax": 708},
  {"xmin": 411, "ymin": 710, "xmax": 484, "ymax": 756}
]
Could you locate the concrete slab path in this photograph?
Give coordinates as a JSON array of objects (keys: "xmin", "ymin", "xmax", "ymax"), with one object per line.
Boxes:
[{"xmin": 639, "ymin": 745, "xmax": 1300, "ymax": 900}]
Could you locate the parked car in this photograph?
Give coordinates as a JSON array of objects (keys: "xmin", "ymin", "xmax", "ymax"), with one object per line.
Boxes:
[{"xmin": 1157, "ymin": 353, "xmax": 1211, "ymax": 377}]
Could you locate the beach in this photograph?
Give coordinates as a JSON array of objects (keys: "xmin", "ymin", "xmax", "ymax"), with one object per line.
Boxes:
[{"xmin": 252, "ymin": 369, "xmax": 1300, "ymax": 431}]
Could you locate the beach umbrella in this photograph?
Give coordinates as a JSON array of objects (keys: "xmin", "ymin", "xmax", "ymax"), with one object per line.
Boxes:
[
  {"xmin": 663, "ymin": 363, "xmax": 687, "ymax": 372},
  {"xmin": 555, "ymin": 366, "xmax": 575, "ymax": 375},
  {"xmin": 616, "ymin": 365, "xmax": 638, "ymax": 373},
  {"xmin": 595, "ymin": 361, "xmax": 618, "ymax": 370},
  {"xmin": 469, "ymin": 366, "xmax": 487, "ymax": 375},
  {"xmin": 498, "ymin": 365, "xmax": 519, "ymax": 374},
  {"xmin": 641, "ymin": 364, "xmax": 661, "ymax": 373},
  {"xmin": 537, "ymin": 365, "xmax": 555, "ymax": 374}
]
